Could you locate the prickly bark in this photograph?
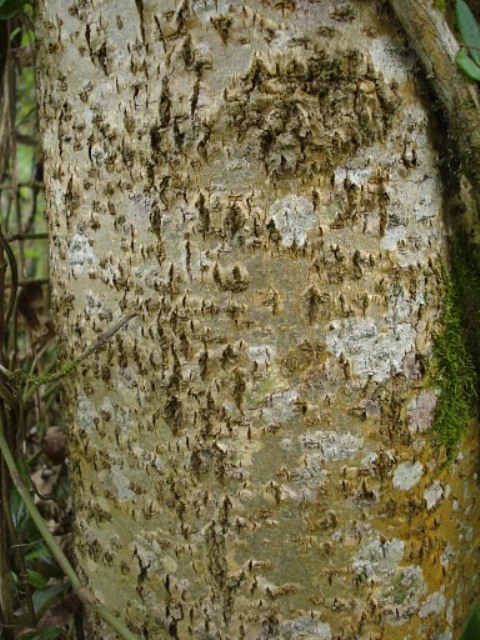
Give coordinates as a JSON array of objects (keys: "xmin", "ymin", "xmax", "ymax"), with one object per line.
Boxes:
[{"xmin": 35, "ymin": 1, "xmax": 480, "ymax": 639}]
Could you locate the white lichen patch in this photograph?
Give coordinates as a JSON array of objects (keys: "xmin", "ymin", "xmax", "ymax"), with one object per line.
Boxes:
[
  {"xmin": 132, "ymin": 265, "xmax": 167, "ymax": 291},
  {"xmin": 407, "ymin": 390, "xmax": 439, "ymax": 433},
  {"xmin": 117, "ymin": 365, "xmax": 137, "ymax": 389},
  {"xmin": 424, "ymin": 481, "xmax": 443, "ymax": 510},
  {"xmin": 441, "ymin": 544, "xmax": 454, "ymax": 568},
  {"xmin": 283, "ymin": 617, "xmax": 331, "ymax": 640},
  {"xmin": 300, "ymin": 430, "xmax": 362, "ymax": 461},
  {"xmin": 269, "ymin": 195, "xmax": 316, "ymax": 247},
  {"xmin": 133, "ymin": 534, "xmax": 162, "ymax": 576},
  {"xmin": 380, "ymin": 224, "xmax": 406, "ymax": 252},
  {"xmin": 260, "ymin": 388, "xmax": 298, "ymax": 424},
  {"xmin": 248, "ymin": 344, "xmax": 275, "ymax": 365},
  {"xmin": 447, "ymin": 599, "xmax": 455, "ymax": 625},
  {"xmin": 393, "ymin": 461, "xmax": 423, "ymax": 491},
  {"xmin": 76, "ymin": 396, "xmax": 99, "ymax": 434},
  {"xmin": 352, "ymin": 537, "xmax": 405, "ymax": 580},
  {"xmin": 291, "ymin": 456, "xmax": 329, "ymax": 490},
  {"xmin": 111, "ymin": 467, "xmax": 136, "ymax": 501},
  {"xmin": 334, "ymin": 162, "xmax": 373, "ymax": 190},
  {"xmin": 126, "ymin": 192, "xmax": 153, "ymax": 232},
  {"xmin": 383, "ymin": 565, "xmax": 426, "ymax": 624},
  {"xmin": 368, "ymin": 37, "xmax": 408, "ymax": 83},
  {"xmin": 325, "ymin": 318, "xmax": 415, "ymax": 383},
  {"xmin": 68, "ymin": 233, "xmax": 98, "ymax": 276},
  {"xmin": 130, "ymin": 444, "xmax": 163, "ymax": 471},
  {"xmin": 419, "ymin": 591, "xmax": 446, "ymax": 618}
]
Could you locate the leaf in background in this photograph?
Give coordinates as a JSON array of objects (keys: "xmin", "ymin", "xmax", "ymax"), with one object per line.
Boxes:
[
  {"xmin": 11, "ymin": 486, "xmax": 44, "ymax": 543},
  {"xmin": 456, "ymin": 47, "xmax": 480, "ymax": 79},
  {"xmin": 27, "ymin": 553, "xmax": 64, "ymax": 580},
  {"xmin": 460, "ymin": 602, "xmax": 480, "ymax": 640},
  {"xmin": 27, "ymin": 569, "xmax": 48, "ymax": 589},
  {"xmin": 41, "ymin": 427, "xmax": 66, "ymax": 466},
  {"xmin": 11, "ymin": 484, "xmax": 28, "ymax": 530},
  {"xmin": 24, "ymin": 541, "xmax": 52, "ymax": 564},
  {"xmin": 17, "ymin": 281, "xmax": 44, "ymax": 331},
  {"xmin": 18, "ymin": 627, "xmax": 63, "ymax": 640},
  {"xmin": 32, "ymin": 582, "xmax": 69, "ymax": 618},
  {"xmin": 55, "ymin": 471, "xmax": 70, "ymax": 505},
  {"xmin": 456, "ymin": 0, "xmax": 480, "ymax": 66},
  {"xmin": 0, "ymin": 0, "xmax": 29, "ymax": 20}
]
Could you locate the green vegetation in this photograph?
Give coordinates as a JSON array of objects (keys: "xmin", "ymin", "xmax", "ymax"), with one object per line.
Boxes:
[
  {"xmin": 0, "ymin": 0, "xmax": 29, "ymax": 20},
  {"xmin": 455, "ymin": 0, "xmax": 480, "ymax": 80},
  {"xmin": 460, "ymin": 602, "xmax": 480, "ymax": 639},
  {"xmin": 430, "ymin": 254, "xmax": 478, "ymax": 458}
]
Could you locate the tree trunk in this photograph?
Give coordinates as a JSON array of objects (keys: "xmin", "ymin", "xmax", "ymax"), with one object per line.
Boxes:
[{"xmin": 34, "ymin": 1, "xmax": 480, "ymax": 638}]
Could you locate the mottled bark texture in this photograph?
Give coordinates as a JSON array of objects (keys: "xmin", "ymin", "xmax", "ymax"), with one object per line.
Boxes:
[{"xmin": 35, "ymin": 1, "xmax": 480, "ymax": 639}]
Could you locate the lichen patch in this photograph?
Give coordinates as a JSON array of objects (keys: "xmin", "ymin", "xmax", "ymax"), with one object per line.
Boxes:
[
  {"xmin": 352, "ymin": 537, "xmax": 405, "ymax": 580},
  {"xmin": 419, "ymin": 591, "xmax": 446, "ymax": 618},
  {"xmin": 407, "ymin": 390, "xmax": 439, "ymax": 434},
  {"xmin": 424, "ymin": 481, "xmax": 443, "ymax": 510},
  {"xmin": 283, "ymin": 618, "xmax": 331, "ymax": 639},
  {"xmin": 76, "ymin": 396, "xmax": 99, "ymax": 435},
  {"xmin": 111, "ymin": 467, "xmax": 136, "ymax": 501},
  {"xmin": 269, "ymin": 195, "xmax": 316, "ymax": 247},
  {"xmin": 393, "ymin": 461, "xmax": 423, "ymax": 491},
  {"xmin": 325, "ymin": 318, "xmax": 416, "ymax": 383},
  {"xmin": 68, "ymin": 233, "xmax": 98, "ymax": 276},
  {"xmin": 300, "ymin": 430, "xmax": 362, "ymax": 461}
]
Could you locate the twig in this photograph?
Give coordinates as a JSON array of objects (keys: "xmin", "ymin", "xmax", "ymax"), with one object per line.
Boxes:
[
  {"xmin": 0, "ymin": 181, "xmax": 44, "ymax": 190},
  {"xmin": 5, "ymin": 277, "xmax": 49, "ymax": 288},
  {"xmin": 19, "ymin": 312, "xmax": 137, "ymax": 394},
  {"xmin": 6, "ymin": 232, "xmax": 48, "ymax": 242},
  {"xmin": 79, "ymin": 312, "xmax": 137, "ymax": 361}
]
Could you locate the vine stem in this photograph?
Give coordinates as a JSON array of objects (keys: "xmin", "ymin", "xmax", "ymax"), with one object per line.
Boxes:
[
  {"xmin": 0, "ymin": 312, "xmax": 142, "ymax": 639},
  {"xmin": 0, "ymin": 413, "xmax": 141, "ymax": 640}
]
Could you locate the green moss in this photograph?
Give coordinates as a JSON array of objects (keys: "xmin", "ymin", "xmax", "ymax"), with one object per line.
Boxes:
[
  {"xmin": 430, "ymin": 252, "xmax": 479, "ymax": 458},
  {"xmin": 434, "ymin": 0, "xmax": 446, "ymax": 12}
]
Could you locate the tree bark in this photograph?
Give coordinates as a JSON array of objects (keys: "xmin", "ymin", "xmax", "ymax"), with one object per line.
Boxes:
[{"xmin": 35, "ymin": 1, "xmax": 480, "ymax": 638}]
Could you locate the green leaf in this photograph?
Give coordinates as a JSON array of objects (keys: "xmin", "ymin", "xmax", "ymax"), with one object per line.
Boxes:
[
  {"xmin": 11, "ymin": 485, "xmax": 29, "ymax": 530},
  {"xmin": 32, "ymin": 581, "xmax": 69, "ymax": 618},
  {"xmin": 456, "ymin": 48, "xmax": 480, "ymax": 80},
  {"xmin": 11, "ymin": 486, "xmax": 42, "ymax": 543},
  {"xmin": 460, "ymin": 602, "xmax": 480, "ymax": 640},
  {"xmin": 0, "ymin": 0, "xmax": 29, "ymax": 20},
  {"xmin": 24, "ymin": 541, "xmax": 52, "ymax": 564},
  {"xmin": 27, "ymin": 569, "xmax": 48, "ymax": 589},
  {"xmin": 456, "ymin": 0, "xmax": 480, "ymax": 66},
  {"xmin": 27, "ymin": 554, "xmax": 64, "ymax": 580},
  {"xmin": 19, "ymin": 627, "xmax": 63, "ymax": 640}
]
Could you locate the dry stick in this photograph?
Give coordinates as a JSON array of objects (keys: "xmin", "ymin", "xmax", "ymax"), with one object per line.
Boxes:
[
  {"xmin": 0, "ymin": 312, "xmax": 141, "ymax": 640},
  {"xmin": 387, "ymin": 0, "xmax": 480, "ymax": 212}
]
